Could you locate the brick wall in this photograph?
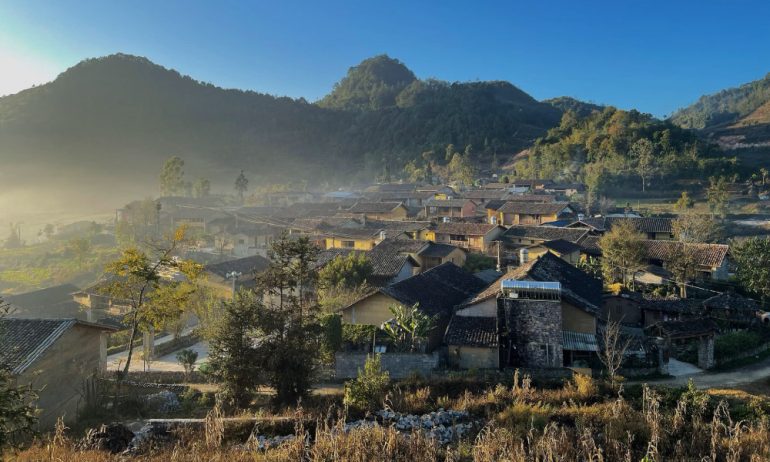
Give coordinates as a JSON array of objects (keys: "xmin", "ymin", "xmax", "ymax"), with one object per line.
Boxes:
[{"xmin": 335, "ymin": 352, "xmax": 439, "ymax": 379}]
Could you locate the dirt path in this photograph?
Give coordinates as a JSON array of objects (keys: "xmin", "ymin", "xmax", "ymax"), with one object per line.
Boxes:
[{"xmin": 643, "ymin": 355, "xmax": 770, "ymax": 389}]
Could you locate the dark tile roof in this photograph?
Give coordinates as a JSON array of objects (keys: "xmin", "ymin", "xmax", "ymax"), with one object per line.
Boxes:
[
  {"xmin": 424, "ymin": 198, "xmax": 476, "ymax": 208},
  {"xmin": 642, "ymin": 240, "xmax": 729, "ymax": 268},
  {"xmin": 503, "ymin": 225, "xmax": 588, "ymax": 243},
  {"xmin": 205, "ymin": 255, "xmax": 271, "ymax": 279},
  {"xmin": 647, "ymin": 318, "xmax": 718, "ymax": 337},
  {"xmin": 703, "ymin": 292, "xmax": 760, "ymax": 312},
  {"xmin": 367, "ymin": 183, "xmax": 419, "ymax": 192},
  {"xmin": 5, "ymin": 284, "xmax": 80, "ymax": 312},
  {"xmin": 419, "ymin": 243, "xmax": 462, "ymax": 258},
  {"xmin": 484, "ymin": 200, "xmax": 507, "ymax": 211},
  {"xmin": 460, "ymin": 190, "xmax": 507, "ymax": 200},
  {"xmin": 444, "ymin": 316, "xmax": 498, "ymax": 347},
  {"xmin": 371, "ymin": 237, "xmax": 428, "ymax": 254},
  {"xmin": 314, "ymin": 248, "xmax": 357, "ymax": 268},
  {"xmin": 640, "ymin": 297, "xmax": 703, "ymax": 314},
  {"xmin": 364, "ymin": 191, "xmax": 432, "ymax": 201},
  {"xmin": 433, "ymin": 222, "xmax": 501, "ymax": 236},
  {"xmin": 497, "ymin": 202, "xmax": 573, "ymax": 215},
  {"xmin": 501, "ymin": 194, "xmax": 557, "ymax": 203},
  {"xmin": 348, "ymin": 202, "xmax": 405, "ymax": 214},
  {"xmin": 570, "ymin": 217, "xmax": 673, "ymax": 234},
  {"xmin": 473, "ymin": 269, "xmax": 504, "ymax": 284},
  {"xmin": 0, "ymin": 319, "xmax": 116, "ymax": 374},
  {"xmin": 380, "ymin": 263, "xmax": 488, "ymax": 318},
  {"xmin": 466, "ymin": 253, "xmax": 601, "ymax": 312},
  {"xmin": 577, "ymin": 235, "xmax": 601, "ymax": 256},
  {"xmin": 539, "ymin": 239, "xmax": 582, "ymax": 255}
]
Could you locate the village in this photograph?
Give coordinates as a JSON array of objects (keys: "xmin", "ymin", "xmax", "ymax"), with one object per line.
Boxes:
[{"xmin": 3, "ymin": 169, "xmax": 770, "ymax": 452}]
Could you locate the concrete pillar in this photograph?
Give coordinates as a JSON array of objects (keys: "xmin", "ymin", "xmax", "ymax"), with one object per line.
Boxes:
[
  {"xmin": 653, "ymin": 338, "xmax": 669, "ymax": 375},
  {"xmin": 143, "ymin": 328, "xmax": 155, "ymax": 363},
  {"xmin": 697, "ymin": 335, "xmax": 715, "ymax": 369}
]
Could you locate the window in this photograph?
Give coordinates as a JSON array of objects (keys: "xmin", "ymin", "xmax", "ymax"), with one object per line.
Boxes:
[{"xmin": 342, "ymin": 240, "xmax": 355, "ymax": 248}]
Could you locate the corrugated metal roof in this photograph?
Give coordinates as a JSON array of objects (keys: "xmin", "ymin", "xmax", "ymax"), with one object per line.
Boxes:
[{"xmin": 562, "ymin": 330, "xmax": 599, "ymax": 352}]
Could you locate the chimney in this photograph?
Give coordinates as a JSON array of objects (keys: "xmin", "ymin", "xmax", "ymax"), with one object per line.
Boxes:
[
  {"xmin": 519, "ymin": 248, "xmax": 529, "ymax": 266},
  {"xmin": 496, "ymin": 241, "xmax": 502, "ymax": 272},
  {"xmin": 577, "ymin": 213, "xmax": 585, "ymax": 221},
  {"xmin": 379, "ymin": 230, "xmax": 387, "ymax": 242}
]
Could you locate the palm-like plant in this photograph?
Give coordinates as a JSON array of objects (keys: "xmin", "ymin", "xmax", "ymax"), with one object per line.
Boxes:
[{"xmin": 381, "ymin": 304, "xmax": 435, "ymax": 352}]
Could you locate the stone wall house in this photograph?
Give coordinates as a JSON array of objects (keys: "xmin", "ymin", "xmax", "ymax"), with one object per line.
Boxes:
[
  {"xmin": 445, "ymin": 315, "xmax": 499, "ymax": 369},
  {"xmin": 0, "ymin": 318, "xmax": 117, "ymax": 429}
]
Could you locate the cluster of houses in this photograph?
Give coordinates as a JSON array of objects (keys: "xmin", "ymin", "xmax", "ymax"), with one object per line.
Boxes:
[{"xmin": 0, "ymin": 179, "xmax": 757, "ymax": 428}]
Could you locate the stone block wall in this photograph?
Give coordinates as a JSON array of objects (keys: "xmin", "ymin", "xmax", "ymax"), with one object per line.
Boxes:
[
  {"xmin": 335, "ymin": 352, "xmax": 439, "ymax": 379},
  {"xmin": 503, "ymin": 299, "xmax": 563, "ymax": 368}
]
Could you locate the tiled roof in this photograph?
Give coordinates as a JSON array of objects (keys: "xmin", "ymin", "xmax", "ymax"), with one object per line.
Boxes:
[
  {"xmin": 539, "ymin": 239, "xmax": 582, "ymax": 255},
  {"xmin": 364, "ymin": 191, "xmax": 433, "ymax": 201},
  {"xmin": 380, "ymin": 263, "xmax": 488, "ymax": 318},
  {"xmin": 349, "ymin": 202, "xmax": 405, "ymax": 214},
  {"xmin": 424, "ymin": 198, "xmax": 476, "ymax": 208},
  {"xmin": 5, "ymin": 284, "xmax": 80, "ymax": 313},
  {"xmin": 640, "ymin": 297, "xmax": 703, "ymax": 314},
  {"xmin": 642, "ymin": 240, "xmax": 729, "ymax": 268},
  {"xmin": 503, "ymin": 225, "xmax": 588, "ymax": 243},
  {"xmin": 562, "ymin": 331, "xmax": 598, "ymax": 351},
  {"xmin": 473, "ymin": 269, "xmax": 504, "ymax": 284},
  {"xmin": 497, "ymin": 202, "xmax": 573, "ymax": 215},
  {"xmin": 444, "ymin": 316, "xmax": 498, "ymax": 347},
  {"xmin": 501, "ymin": 194, "xmax": 557, "ymax": 203},
  {"xmin": 460, "ymin": 190, "xmax": 508, "ymax": 200},
  {"xmin": 703, "ymin": 292, "xmax": 760, "ymax": 312},
  {"xmin": 577, "ymin": 235, "xmax": 601, "ymax": 255},
  {"xmin": 484, "ymin": 200, "xmax": 507, "ymax": 211},
  {"xmin": 465, "ymin": 253, "xmax": 601, "ymax": 312},
  {"xmin": 205, "ymin": 255, "xmax": 271, "ymax": 279},
  {"xmin": 570, "ymin": 217, "xmax": 673, "ymax": 234},
  {"xmin": 648, "ymin": 318, "xmax": 718, "ymax": 337},
  {"xmin": 419, "ymin": 243, "xmax": 463, "ymax": 258},
  {"xmin": 433, "ymin": 222, "xmax": 500, "ymax": 236},
  {"xmin": 0, "ymin": 319, "xmax": 116, "ymax": 374},
  {"xmin": 367, "ymin": 183, "xmax": 419, "ymax": 192}
]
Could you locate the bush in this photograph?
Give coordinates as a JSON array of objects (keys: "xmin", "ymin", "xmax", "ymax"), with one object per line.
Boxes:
[
  {"xmin": 343, "ymin": 354, "xmax": 390, "ymax": 412},
  {"xmin": 715, "ymin": 330, "xmax": 765, "ymax": 361}
]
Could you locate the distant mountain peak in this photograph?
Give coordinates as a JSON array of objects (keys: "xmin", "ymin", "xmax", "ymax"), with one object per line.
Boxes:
[{"xmin": 317, "ymin": 54, "xmax": 417, "ymax": 111}]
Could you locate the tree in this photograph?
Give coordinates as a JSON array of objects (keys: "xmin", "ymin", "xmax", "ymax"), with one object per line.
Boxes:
[
  {"xmin": 176, "ymin": 349, "xmax": 199, "ymax": 379},
  {"xmin": 732, "ymin": 237, "xmax": 770, "ymax": 305},
  {"xmin": 193, "ymin": 178, "xmax": 211, "ymax": 198},
  {"xmin": 675, "ymin": 191, "xmax": 694, "ymax": 211},
  {"xmin": 252, "ymin": 234, "xmax": 322, "ymax": 404},
  {"xmin": 665, "ymin": 243, "xmax": 699, "ymax": 298},
  {"xmin": 160, "ymin": 156, "xmax": 185, "ymax": 196},
  {"xmin": 0, "ymin": 300, "xmax": 38, "ymax": 451},
  {"xmin": 207, "ymin": 291, "xmax": 261, "ymax": 408},
  {"xmin": 319, "ymin": 252, "xmax": 373, "ymax": 291},
  {"xmin": 630, "ymin": 138, "xmax": 656, "ymax": 192},
  {"xmin": 343, "ymin": 354, "xmax": 389, "ymax": 412},
  {"xmin": 234, "ymin": 170, "xmax": 248, "ymax": 201},
  {"xmin": 706, "ymin": 176, "xmax": 729, "ymax": 218},
  {"xmin": 68, "ymin": 237, "xmax": 92, "ymax": 269},
  {"xmin": 380, "ymin": 304, "xmax": 435, "ymax": 353},
  {"xmin": 448, "ymin": 153, "xmax": 476, "ymax": 185},
  {"xmin": 598, "ymin": 320, "xmax": 632, "ymax": 385},
  {"xmin": 599, "ymin": 221, "xmax": 646, "ymax": 288},
  {"xmin": 3, "ymin": 223, "xmax": 22, "ymax": 249},
  {"xmin": 42, "ymin": 224, "xmax": 55, "ymax": 240},
  {"xmin": 672, "ymin": 214, "xmax": 722, "ymax": 243},
  {"xmin": 105, "ymin": 227, "xmax": 202, "ymax": 377}
]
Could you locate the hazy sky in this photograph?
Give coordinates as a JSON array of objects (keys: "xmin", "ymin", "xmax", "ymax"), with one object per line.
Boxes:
[{"xmin": 1, "ymin": 0, "xmax": 769, "ymax": 117}]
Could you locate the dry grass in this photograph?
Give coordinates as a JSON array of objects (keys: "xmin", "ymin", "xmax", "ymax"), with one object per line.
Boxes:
[{"xmin": 9, "ymin": 375, "xmax": 770, "ymax": 461}]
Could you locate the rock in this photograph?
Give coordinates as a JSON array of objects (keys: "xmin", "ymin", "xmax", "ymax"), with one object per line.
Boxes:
[
  {"xmin": 145, "ymin": 390, "xmax": 180, "ymax": 414},
  {"xmin": 78, "ymin": 423, "xmax": 134, "ymax": 453}
]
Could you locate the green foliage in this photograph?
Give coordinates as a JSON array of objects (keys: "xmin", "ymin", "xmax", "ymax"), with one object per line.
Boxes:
[
  {"xmin": 715, "ymin": 331, "xmax": 765, "ymax": 361},
  {"xmin": 320, "ymin": 313, "xmax": 342, "ymax": 364},
  {"xmin": 732, "ymin": 236, "xmax": 770, "ymax": 304},
  {"xmin": 319, "ymin": 252, "xmax": 373, "ymax": 291},
  {"xmin": 463, "ymin": 253, "xmax": 496, "ymax": 273},
  {"xmin": 192, "ymin": 177, "xmax": 210, "ymax": 198},
  {"xmin": 381, "ymin": 304, "xmax": 435, "ymax": 352},
  {"xmin": 160, "ymin": 156, "xmax": 185, "ymax": 196},
  {"xmin": 176, "ymin": 348, "xmax": 199, "ymax": 376},
  {"xmin": 67, "ymin": 237, "xmax": 92, "ymax": 269},
  {"xmin": 342, "ymin": 323, "xmax": 377, "ymax": 347},
  {"xmin": 515, "ymin": 107, "xmax": 733, "ymax": 192},
  {"xmin": 576, "ymin": 256, "xmax": 602, "ymax": 279},
  {"xmin": 599, "ymin": 221, "xmax": 646, "ymax": 288},
  {"xmin": 234, "ymin": 170, "xmax": 248, "ymax": 200},
  {"xmin": 707, "ymin": 176, "xmax": 730, "ymax": 218},
  {"xmin": 343, "ymin": 354, "xmax": 390, "ymax": 412},
  {"xmin": 207, "ymin": 292, "xmax": 262, "ymax": 408},
  {"xmin": 671, "ymin": 72, "xmax": 770, "ymax": 129},
  {"xmin": 675, "ymin": 191, "xmax": 695, "ymax": 210}
]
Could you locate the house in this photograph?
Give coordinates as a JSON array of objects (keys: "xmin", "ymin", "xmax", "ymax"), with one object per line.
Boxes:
[
  {"xmin": 207, "ymin": 216, "xmax": 281, "ymax": 257},
  {"xmin": 348, "ymin": 202, "xmax": 409, "ymax": 221},
  {"xmin": 5, "ymin": 284, "xmax": 83, "ymax": 320},
  {"xmin": 703, "ymin": 292, "xmax": 761, "ymax": 325},
  {"xmin": 425, "ymin": 222, "xmax": 505, "ymax": 254},
  {"xmin": 339, "ymin": 263, "xmax": 488, "ymax": 351},
  {"xmin": 371, "ymin": 238, "xmax": 467, "ymax": 271},
  {"xmin": 501, "ymin": 225, "xmax": 590, "ymax": 248},
  {"xmin": 424, "ymin": 198, "xmax": 478, "ymax": 219},
  {"xmin": 543, "ymin": 183, "xmax": 586, "ymax": 198},
  {"xmin": 364, "ymin": 190, "xmax": 433, "ymax": 207},
  {"xmin": 641, "ymin": 240, "xmax": 730, "ymax": 281},
  {"xmin": 455, "ymin": 252, "xmax": 601, "ymax": 372},
  {"xmin": 264, "ymin": 190, "xmax": 316, "ymax": 207},
  {"xmin": 365, "ymin": 183, "xmax": 420, "ymax": 193},
  {"xmin": 319, "ymin": 220, "xmax": 431, "ymax": 251},
  {"xmin": 526, "ymin": 239, "xmax": 582, "ymax": 265},
  {"xmin": 316, "ymin": 247, "xmax": 420, "ymax": 288},
  {"xmin": 445, "ymin": 316, "xmax": 499, "ymax": 369},
  {"xmin": 602, "ymin": 293, "xmax": 703, "ymax": 328},
  {"xmin": 568, "ymin": 217, "xmax": 674, "ymax": 240},
  {"xmin": 0, "ymin": 318, "xmax": 117, "ymax": 428},
  {"xmin": 496, "ymin": 202, "xmax": 575, "ymax": 226},
  {"xmin": 460, "ymin": 190, "xmax": 508, "ymax": 207},
  {"xmin": 202, "ymin": 254, "xmax": 272, "ymax": 297}
]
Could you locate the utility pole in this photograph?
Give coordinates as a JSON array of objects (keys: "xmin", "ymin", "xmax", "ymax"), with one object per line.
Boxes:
[{"xmin": 155, "ymin": 202, "xmax": 162, "ymax": 238}]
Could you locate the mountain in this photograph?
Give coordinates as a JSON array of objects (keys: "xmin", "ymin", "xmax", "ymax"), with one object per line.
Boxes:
[
  {"xmin": 0, "ymin": 53, "xmax": 562, "ymax": 216},
  {"xmin": 544, "ymin": 96, "xmax": 604, "ymax": 118},
  {"xmin": 670, "ymin": 74, "xmax": 770, "ymax": 169}
]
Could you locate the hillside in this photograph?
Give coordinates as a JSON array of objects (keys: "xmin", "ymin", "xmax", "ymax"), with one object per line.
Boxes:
[
  {"xmin": 670, "ymin": 73, "xmax": 770, "ymax": 169},
  {"xmin": 0, "ymin": 53, "xmax": 561, "ymax": 216},
  {"xmin": 544, "ymin": 96, "xmax": 604, "ymax": 118}
]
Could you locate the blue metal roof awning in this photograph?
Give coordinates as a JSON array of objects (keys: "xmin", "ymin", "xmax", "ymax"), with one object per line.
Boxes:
[{"xmin": 562, "ymin": 330, "xmax": 599, "ymax": 352}]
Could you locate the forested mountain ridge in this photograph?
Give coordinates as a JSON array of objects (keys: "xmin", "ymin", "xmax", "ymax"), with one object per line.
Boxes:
[{"xmin": 0, "ymin": 53, "xmax": 561, "ymax": 197}]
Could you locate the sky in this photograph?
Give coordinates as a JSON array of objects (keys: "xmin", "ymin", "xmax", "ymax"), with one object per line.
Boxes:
[{"xmin": 1, "ymin": 0, "xmax": 769, "ymax": 117}]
